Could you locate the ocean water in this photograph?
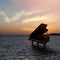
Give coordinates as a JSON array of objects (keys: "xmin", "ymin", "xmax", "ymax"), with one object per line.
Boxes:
[{"xmin": 0, "ymin": 35, "xmax": 60, "ymax": 60}]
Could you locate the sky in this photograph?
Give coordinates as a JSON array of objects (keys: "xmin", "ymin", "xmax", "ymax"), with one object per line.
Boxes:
[{"xmin": 0, "ymin": 0, "xmax": 60, "ymax": 34}]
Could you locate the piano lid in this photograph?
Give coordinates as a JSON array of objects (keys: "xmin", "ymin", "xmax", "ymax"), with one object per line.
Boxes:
[{"xmin": 30, "ymin": 23, "xmax": 48, "ymax": 38}]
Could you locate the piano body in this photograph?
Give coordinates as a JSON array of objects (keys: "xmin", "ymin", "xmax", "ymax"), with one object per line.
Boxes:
[{"xmin": 29, "ymin": 23, "xmax": 49, "ymax": 48}]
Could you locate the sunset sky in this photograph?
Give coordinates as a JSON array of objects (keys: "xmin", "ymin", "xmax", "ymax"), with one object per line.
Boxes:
[{"xmin": 0, "ymin": 0, "xmax": 60, "ymax": 34}]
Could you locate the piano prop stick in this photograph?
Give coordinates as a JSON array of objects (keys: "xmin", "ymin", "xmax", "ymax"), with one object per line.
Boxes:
[{"xmin": 29, "ymin": 23, "xmax": 49, "ymax": 49}]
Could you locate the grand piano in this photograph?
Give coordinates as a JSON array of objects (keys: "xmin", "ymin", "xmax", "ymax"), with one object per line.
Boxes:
[{"xmin": 29, "ymin": 23, "xmax": 49, "ymax": 48}]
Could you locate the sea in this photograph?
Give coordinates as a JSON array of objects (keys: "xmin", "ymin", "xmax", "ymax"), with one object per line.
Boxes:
[{"xmin": 0, "ymin": 35, "xmax": 60, "ymax": 60}]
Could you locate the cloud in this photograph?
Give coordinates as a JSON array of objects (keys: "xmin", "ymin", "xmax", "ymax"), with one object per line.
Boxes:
[
  {"xmin": 24, "ymin": 10, "xmax": 41, "ymax": 15},
  {"xmin": 11, "ymin": 10, "xmax": 41, "ymax": 21},
  {"xmin": 21, "ymin": 13, "xmax": 60, "ymax": 24},
  {"xmin": 22, "ymin": 16, "xmax": 45, "ymax": 23},
  {"xmin": 0, "ymin": 10, "xmax": 41, "ymax": 23},
  {"xmin": 11, "ymin": 10, "xmax": 25, "ymax": 21},
  {"xmin": 0, "ymin": 12, "xmax": 10, "ymax": 23},
  {"xmin": 0, "ymin": 10, "xmax": 25, "ymax": 23},
  {"xmin": 0, "ymin": 10, "xmax": 60, "ymax": 25}
]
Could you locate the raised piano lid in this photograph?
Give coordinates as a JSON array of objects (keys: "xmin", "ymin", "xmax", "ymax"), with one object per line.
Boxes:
[{"xmin": 30, "ymin": 23, "xmax": 48, "ymax": 39}]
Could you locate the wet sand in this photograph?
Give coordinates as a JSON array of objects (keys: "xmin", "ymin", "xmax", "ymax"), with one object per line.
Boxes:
[{"xmin": 0, "ymin": 35, "xmax": 60, "ymax": 60}]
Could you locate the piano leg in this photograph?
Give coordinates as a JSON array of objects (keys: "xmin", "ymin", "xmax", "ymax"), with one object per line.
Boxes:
[
  {"xmin": 43, "ymin": 43, "xmax": 46, "ymax": 49},
  {"xmin": 37, "ymin": 42, "xmax": 39, "ymax": 46},
  {"xmin": 32, "ymin": 40, "xmax": 33, "ymax": 46}
]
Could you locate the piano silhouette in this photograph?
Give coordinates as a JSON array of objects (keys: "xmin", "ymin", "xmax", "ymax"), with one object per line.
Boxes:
[{"xmin": 29, "ymin": 23, "xmax": 49, "ymax": 48}]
